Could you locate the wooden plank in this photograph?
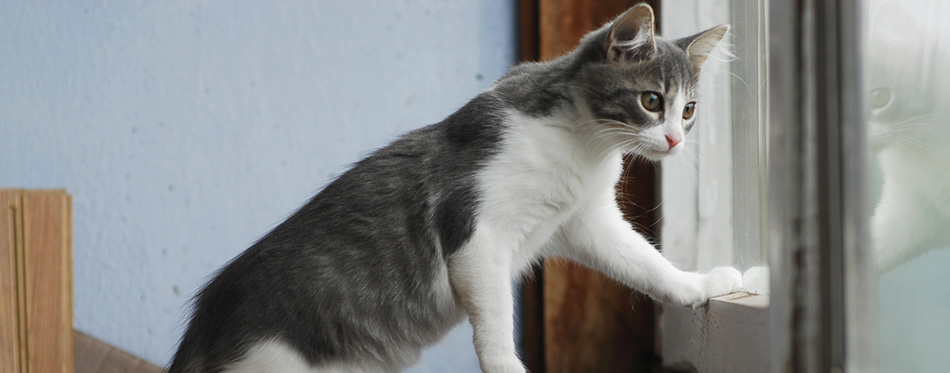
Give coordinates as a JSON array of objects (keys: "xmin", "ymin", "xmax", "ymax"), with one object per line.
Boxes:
[
  {"xmin": 537, "ymin": 1, "xmax": 662, "ymax": 371},
  {"xmin": 74, "ymin": 331, "xmax": 163, "ymax": 373},
  {"xmin": 21, "ymin": 190, "xmax": 73, "ymax": 373},
  {"xmin": 0, "ymin": 190, "xmax": 23, "ymax": 373},
  {"xmin": 74, "ymin": 331, "xmax": 110, "ymax": 373}
]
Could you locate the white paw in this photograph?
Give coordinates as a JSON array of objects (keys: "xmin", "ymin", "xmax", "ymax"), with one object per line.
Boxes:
[
  {"xmin": 479, "ymin": 355, "xmax": 526, "ymax": 373},
  {"xmin": 659, "ymin": 272, "xmax": 707, "ymax": 307},
  {"xmin": 742, "ymin": 266, "xmax": 769, "ymax": 294},
  {"xmin": 703, "ymin": 266, "xmax": 743, "ymax": 298},
  {"xmin": 658, "ymin": 267, "xmax": 743, "ymax": 307}
]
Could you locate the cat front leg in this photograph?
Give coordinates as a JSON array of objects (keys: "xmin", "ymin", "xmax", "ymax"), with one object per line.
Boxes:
[
  {"xmin": 553, "ymin": 195, "xmax": 741, "ymax": 307},
  {"xmin": 449, "ymin": 228, "xmax": 525, "ymax": 373}
]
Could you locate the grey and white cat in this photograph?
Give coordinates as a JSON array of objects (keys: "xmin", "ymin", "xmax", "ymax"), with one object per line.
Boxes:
[
  {"xmin": 170, "ymin": 5, "xmax": 739, "ymax": 372},
  {"xmin": 867, "ymin": 2, "xmax": 950, "ymax": 272}
]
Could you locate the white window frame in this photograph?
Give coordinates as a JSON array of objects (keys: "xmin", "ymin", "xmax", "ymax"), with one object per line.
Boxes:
[
  {"xmin": 660, "ymin": 0, "xmax": 769, "ymax": 276},
  {"xmin": 660, "ymin": 0, "xmax": 736, "ymax": 275},
  {"xmin": 659, "ymin": 1, "xmax": 770, "ymax": 371}
]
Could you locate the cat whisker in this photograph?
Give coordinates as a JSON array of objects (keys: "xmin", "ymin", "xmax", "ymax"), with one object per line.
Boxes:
[
  {"xmin": 615, "ymin": 169, "xmax": 663, "ymax": 233},
  {"xmin": 591, "ymin": 140, "xmax": 623, "ymax": 162},
  {"xmin": 682, "ymin": 139, "xmax": 711, "ymax": 153},
  {"xmin": 666, "ymin": 142, "xmax": 700, "ymax": 176},
  {"xmin": 641, "ymin": 199, "xmax": 664, "ymax": 215},
  {"xmin": 885, "ymin": 125, "xmax": 929, "ymax": 137},
  {"xmin": 891, "ymin": 114, "xmax": 933, "ymax": 127},
  {"xmin": 678, "ymin": 158, "xmax": 700, "ymax": 176},
  {"xmin": 577, "ymin": 118, "xmax": 639, "ymax": 137},
  {"xmin": 622, "ymin": 142, "xmax": 644, "ymax": 162},
  {"xmin": 678, "ymin": 142, "xmax": 702, "ymax": 163},
  {"xmin": 726, "ymin": 70, "xmax": 755, "ymax": 98},
  {"xmin": 895, "ymin": 135, "xmax": 937, "ymax": 159},
  {"xmin": 608, "ymin": 138, "xmax": 639, "ymax": 160},
  {"xmin": 585, "ymin": 128, "xmax": 637, "ymax": 156},
  {"xmin": 592, "ymin": 118, "xmax": 638, "ymax": 130}
]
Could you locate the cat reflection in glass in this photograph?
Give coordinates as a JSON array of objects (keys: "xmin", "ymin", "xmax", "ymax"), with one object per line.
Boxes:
[
  {"xmin": 867, "ymin": 2, "xmax": 950, "ymax": 273},
  {"xmin": 169, "ymin": 4, "xmax": 739, "ymax": 372}
]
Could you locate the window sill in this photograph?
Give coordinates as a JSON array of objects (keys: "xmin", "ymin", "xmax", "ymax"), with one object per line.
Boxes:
[
  {"xmin": 660, "ymin": 291, "xmax": 769, "ymax": 372},
  {"xmin": 713, "ymin": 290, "xmax": 769, "ymax": 308}
]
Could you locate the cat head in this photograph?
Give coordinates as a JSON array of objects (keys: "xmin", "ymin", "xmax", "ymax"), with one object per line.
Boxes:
[
  {"xmin": 866, "ymin": 2, "xmax": 947, "ymax": 156},
  {"xmin": 572, "ymin": 4, "xmax": 728, "ymax": 160}
]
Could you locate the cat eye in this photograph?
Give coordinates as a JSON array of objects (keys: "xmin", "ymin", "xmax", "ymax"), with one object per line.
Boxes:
[
  {"xmin": 682, "ymin": 102, "xmax": 697, "ymax": 120},
  {"xmin": 640, "ymin": 91, "xmax": 663, "ymax": 112},
  {"xmin": 870, "ymin": 88, "xmax": 892, "ymax": 109}
]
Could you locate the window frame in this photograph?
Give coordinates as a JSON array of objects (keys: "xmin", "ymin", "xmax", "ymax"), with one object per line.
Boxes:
[
  {"xmin": 659, "ymin": 0, "xmax": 877, "ymax": 371},
  {"xmin": 658, "ymin": 0, "xmax": 771, "ymax": 368},
  {"xmin": 768, "ymin": 0, "xmax": 876, "ymax": 371},
  {"xmin": 659, "ymin": 0, "xmax": 769, "ymax": 275}
]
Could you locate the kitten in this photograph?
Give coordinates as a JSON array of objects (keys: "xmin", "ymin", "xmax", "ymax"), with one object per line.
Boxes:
[
  {"xmin": 169, "ymin": 4, "xmax": 739, "ymax": 372},
  {"xmin": 867, "ymin": 2, "xmax": 950, "ymax": 272}
]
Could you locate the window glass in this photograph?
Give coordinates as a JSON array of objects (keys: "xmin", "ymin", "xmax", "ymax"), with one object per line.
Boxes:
[{"xmin": 864, "ymin": 0, "xmax": 950, "ymax": 370}]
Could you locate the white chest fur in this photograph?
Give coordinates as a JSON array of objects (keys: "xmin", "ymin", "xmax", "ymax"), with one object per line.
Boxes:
[{"xmin": 474, "ymin": 110, "xmax": 623, "ymax": 274}]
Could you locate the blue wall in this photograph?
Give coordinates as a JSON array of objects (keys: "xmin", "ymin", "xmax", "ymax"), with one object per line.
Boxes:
[{"xmin": 0, "ymin": 1, "xmax": 516, "ymax": 369}]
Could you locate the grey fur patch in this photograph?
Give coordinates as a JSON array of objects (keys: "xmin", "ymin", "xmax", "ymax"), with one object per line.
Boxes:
[{"xmin": 169, "ymin": 94, "xmax": 507, "ymax": 371}]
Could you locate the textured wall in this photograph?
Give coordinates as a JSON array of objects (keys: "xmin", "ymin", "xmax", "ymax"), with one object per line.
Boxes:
[{"xmin": 0, "ymin": 1, "xmax": 515, "ymax": 369}]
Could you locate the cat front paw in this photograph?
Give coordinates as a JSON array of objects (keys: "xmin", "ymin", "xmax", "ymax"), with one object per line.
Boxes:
[
  {"xmin": 664, "ymin": 267, "xmax": 743, "ymax": 307},
  {"xmin": 742, "ymin": 266, "xmax": 769, "ymax": 294},
  {"xmin": 702, "ymin": 266, "xmax": 743, "ymax": 299},
  {"xmin": 657, "ymin": 267, "xmax": 743, "ymax": 307}
]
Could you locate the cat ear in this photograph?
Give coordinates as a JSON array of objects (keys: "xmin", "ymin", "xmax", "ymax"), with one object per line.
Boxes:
[
  {"xmin": 607, "ymin": 4, "xmax": 657, "ymax": 62},
  {"xmin": 678, "ymin": 25, "xmax": 730, "ymax": 74}
]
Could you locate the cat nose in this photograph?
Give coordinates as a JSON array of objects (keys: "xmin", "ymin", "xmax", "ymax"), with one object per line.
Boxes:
[{"xmin": 665, "ymin": 134, "xmax": 681, "ymax": 150}]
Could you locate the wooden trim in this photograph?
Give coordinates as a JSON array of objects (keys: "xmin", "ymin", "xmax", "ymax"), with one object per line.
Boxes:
[
  {"xmin": 0, "ymin": 189, "xmax": 74, "ymax": 373},
  {"xmin": 24, "ymin": 191, "xmax": 74, "ymax": 372},
  {"xmin": 0, "ymin": 190, "xmax": 162, "ymax": 373}
]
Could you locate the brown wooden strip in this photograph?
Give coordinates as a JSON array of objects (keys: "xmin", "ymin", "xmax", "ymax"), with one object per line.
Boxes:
[
  {"xmin": 22, "ymin": 190, "xmax": 73, "ymax": 373},
  {"xmin": 0, "ymin": 190, "xmax": 23, "ymax": 373}
]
